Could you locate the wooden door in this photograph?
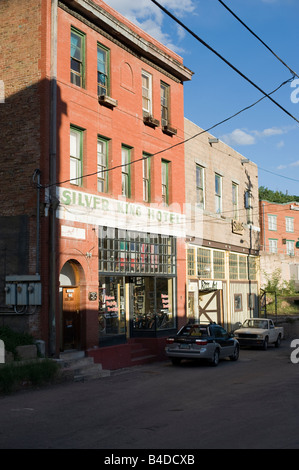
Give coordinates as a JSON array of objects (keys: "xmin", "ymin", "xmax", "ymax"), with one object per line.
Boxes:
[
  {"xmin": 198, "ymin": 290, "xmax": 221, "ymax": 324},
  {"xmin": 62, "ymin": 287, "xmax": 81, "ymax": 350}
]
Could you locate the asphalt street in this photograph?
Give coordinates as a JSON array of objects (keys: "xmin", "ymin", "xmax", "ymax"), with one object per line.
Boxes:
[{"xmin": 0, "ymin": 339, "xmax": 299, "ymax": 450}]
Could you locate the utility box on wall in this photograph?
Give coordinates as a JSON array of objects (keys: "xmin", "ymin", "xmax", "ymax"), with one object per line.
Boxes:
[{"xmin": 5, "ymin": 275, "xmax": 41, "ymax": 306}]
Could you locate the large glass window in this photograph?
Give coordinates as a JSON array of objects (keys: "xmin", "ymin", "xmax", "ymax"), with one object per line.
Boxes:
[
  {"xmin": 98, "ymin": 227, "xmax": 176, "ymax": 275},
  {"xmin": 98, "ymin": 276, "xmax": 126, "ymax": 338},
  {"xmin": 132, "ymin": 277, "xmax": 175, "ymax": 331}
]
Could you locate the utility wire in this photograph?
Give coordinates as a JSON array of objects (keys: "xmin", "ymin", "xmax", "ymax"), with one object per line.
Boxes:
[
  {"xmin": 150, "ymin": 0, "xmax": 299, "ymax": 125},
  {"xmin": 217, "ymin": 0, "xmax": 299, "ymax": 79}
]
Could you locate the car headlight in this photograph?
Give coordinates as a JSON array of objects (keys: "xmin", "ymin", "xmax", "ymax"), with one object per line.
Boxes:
[{"xmin": 257, "ymin": 335, "xmax": 264, "ymax": 339}]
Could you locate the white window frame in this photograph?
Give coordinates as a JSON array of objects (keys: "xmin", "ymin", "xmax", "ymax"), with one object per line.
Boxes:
[
  {"xmin": 269, "ymin": 239, "xmax": 278, "ymax": 253},
  {"xmin": 268, "ymin": 214, "xmax": 277, "ymax": 231},
  {"xmin": 215, "ymin": 173, "xmax": 222, "ymax": 214},
  {"xmin": 142, "ymin": 70, "xmax": 152, "ymax": 115},
  {"xmin": 196, "ymin": 164, "xmax": 205, "ymax": 209},
  {"xmin": 232, "ymin": 182, "xmax": 238, "ymax": 219},
  {"xmin": 286, "ymin": 240, "xmax": 295, "ymax": 256},
  {"xmin": 286, "ymin": 216, "xmax": 294, "ymax": 233},
  {"xmin": 70, "ymin": 127, "xmax": 82, "ymax": 186}
]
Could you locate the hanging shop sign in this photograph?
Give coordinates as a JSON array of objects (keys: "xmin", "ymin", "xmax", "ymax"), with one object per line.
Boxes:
[
  {"xmin": 199, "ymin": 280, "xmax": 222, "ymax": 291},
  {"xmin": 56, "ymin": 187, "xmax": 186, "ymax": 237},
  {"xmin": 232, "ymin": 219, "xmax": 244, "ymax": 235}
]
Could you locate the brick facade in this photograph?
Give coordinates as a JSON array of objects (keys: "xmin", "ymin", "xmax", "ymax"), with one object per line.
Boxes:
[
  {"xmin": 259, "ymin": 200, "xmax": 299, "ymax": 289},
  {"xmin": 1, "ymin": 0, "xmax": 192, "ymax": 366}
]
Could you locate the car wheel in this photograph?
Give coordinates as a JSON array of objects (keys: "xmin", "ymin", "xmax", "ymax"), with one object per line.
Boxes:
[
  {"xmin": 171, "ymin": 358, "xmax": 181, "ymax": 366},
  {"xmin": 275, "ymin": 335, "xmax": 281, "ymax": 348},
  {"xmin": 211, "ymin": 349, "xmax": 220, "ymax": 367},
  {"xmin": 229, "ymin": 345, "xmax": 239, "ymax": 361},
  {"xmin": 262, "ymin": 337, "xmax": 268, "ymax": 351}
]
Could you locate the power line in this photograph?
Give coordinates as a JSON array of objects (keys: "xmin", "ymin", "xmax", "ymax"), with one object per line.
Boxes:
[
  {"xmin": 217, "ymin": 0, "xmax": 299, "ymax": 79},
  {"xmin": 150, "ymin": 0, "xmax": 299, "ymax": 125}
]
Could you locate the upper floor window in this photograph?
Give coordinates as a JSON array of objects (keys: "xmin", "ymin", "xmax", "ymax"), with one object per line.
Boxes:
[
  {"xmin": 269, "ymin": 238, "xmax": 278, "ymax": 253},
  {"xmin": 196, "ymin": 164, "xmax": 204, "ymax": 209},
  {"xmin": 97, "ymin": 137, "xmax": 109, "ymax": 193},
  {"xmin": 232, "ymin": 182, "xmax": 238, "ymax": 219},
  {"xmin": 122, "ymin": 146, "xmax": 131, "ymax": 198},
  {"xmin": 143, "ymin": 153, "xmax": 151, "ymax": 203},
  {"xmin": 161, "ymin": 82, "xmax": 170, "ymax": 127},
  {"xmin": 268, "ymin": 214, "xmax": 277, "ymax": 231},
  {"xmin": 245, "ymin": 190, "xmax": 253, "ymax": 224},
  {"xmin": 142, "ymin": 71, "xmax": 152, "ymax": 116},
  {"xmin": 161, "ymin": 160, "xmax": 169, "ymax": 206},
  {"xmin": 97, "ymin": 44, "xmax": 109, "ymax": 96},
  {"xmin": 286, "ymin": 216, "xmax": 294, "ymax": 232},
  {"xmin": 70, "ymin": 28, "xmax": 85, "ymax": 88},
  {"xmin": 70, "ymin": 126, "xmax": 83, "ymax": 186},
  {"xmin": 286, "ymin": 240, "xmax": 295, "ymax": 256},
  {"xmin": 215, "ymin": 174, "xmax": 222, "ymax": 214}
]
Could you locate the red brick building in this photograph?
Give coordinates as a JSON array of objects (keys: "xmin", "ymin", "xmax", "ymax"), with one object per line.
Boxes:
[
  {"xmin": 0, "ymin": 0, "xmax": 192, "ymax": 368},
  {"xmin": 259, "ymin": 200, "xmax": 299, "ymax": 291}
]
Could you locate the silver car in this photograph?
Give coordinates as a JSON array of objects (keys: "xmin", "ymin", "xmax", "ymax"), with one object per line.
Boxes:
[{"xmin": 165, "ymin": 322, "xmax": 240, "ymax": 366}]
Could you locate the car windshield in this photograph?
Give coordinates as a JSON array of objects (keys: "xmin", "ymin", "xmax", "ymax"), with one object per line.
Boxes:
[
  {"xmin": 242, "ymin": 319, "xmax": 268, "ymax": 329},
  {"xmin": 179, "ymin": 324, "xmax": 209, "ymax": 337}
]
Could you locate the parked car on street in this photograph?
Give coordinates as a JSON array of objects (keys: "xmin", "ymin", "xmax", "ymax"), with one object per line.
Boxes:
[
  {"xmin": 165, "ymin": 322, "xmax": 240, "ymax": 366},
  {"xmin": 233, "ymin": 318, "xmax": 284, "ymax": 350}
]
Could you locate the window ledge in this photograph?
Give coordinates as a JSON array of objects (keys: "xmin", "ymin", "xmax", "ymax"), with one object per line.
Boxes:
[
  {"xmin": 162, "ymin": 125, "xmax": 177, "ymax": 136},
  {"xmin": 98, "ymin": 95, "xmax": 118, "ymax": 109},
  {"xmin": 143, "ymin": 115, "xmax": 160, "ymax": 128}
]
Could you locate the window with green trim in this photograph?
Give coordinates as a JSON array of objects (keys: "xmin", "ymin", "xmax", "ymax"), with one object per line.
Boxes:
[
  {"xmin": 97, "ymin": 137, "xmax": 109, "ymax": 193},
  {"xmin": 97, "ymin": 43, "xmax": 110, "ymax": 96},
  {"xmin": 161, "ymin": 82, "xmax": 170, "ymax": 127},
  {"xmin": 70, "ymin": 126, "xmax": 83, "ymax": 186},
  {"xmin": 70, "ymin": 27, "xmax": 85, "ymax": 88},
  {"xmin": 122, "ymin": 146, "xmax": 131, "ymax": 198},
  {"xmin": 143, "ymin": 153, "xmax": 151, "ymax": 202},
  {"xmin": 162, "ymin": 160, "xmax": 169, "ymax": 206}
]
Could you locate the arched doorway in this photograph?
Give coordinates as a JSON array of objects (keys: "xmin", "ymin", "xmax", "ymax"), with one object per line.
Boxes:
[{"xmin": 59, "ymin": 260, "xmax": 83, "ymax": 351}]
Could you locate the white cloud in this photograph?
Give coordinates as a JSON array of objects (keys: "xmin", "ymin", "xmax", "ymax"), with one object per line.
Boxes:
[
  {"xmin": 277, "ymin": 160, "xmax": 299, "ymax": 170},
  {"xmin": 220, "ymin": 126, "xmax": 294, "ymax": 147},
  {"xmin": 221, "ymin": 129, "xmax": 256, "ymax": 146},
  {"xmin": 103, "ymin": 0, "xmax": 196, "ymax": 52},
  {"xmin": 277, "ymin": 140, "xmax": 285, "ymax": 148}
]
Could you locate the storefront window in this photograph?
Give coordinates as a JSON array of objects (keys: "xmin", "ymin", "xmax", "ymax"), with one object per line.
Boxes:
[
  {"xmin": 98, "ymin": 276, "xmax": 126, "ymax": 338},
  {"xmin": 132, "ymin": 277, "xmax": 175, "ymax": 331},
  {"xmin": 156, "ymin": 278, "xmax": 175, "ymax": 330},
  {"xmin": 98, "ymin": 227, "xmax": 177, "ymax": 340}
]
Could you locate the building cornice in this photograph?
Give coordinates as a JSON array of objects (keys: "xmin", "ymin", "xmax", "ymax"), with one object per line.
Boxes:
[{"xmin": 59, "ymin": 0, "xmax": 193, "ymax": 83}]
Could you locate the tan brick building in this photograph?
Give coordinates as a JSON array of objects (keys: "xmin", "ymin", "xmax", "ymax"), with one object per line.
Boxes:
[{"xmin": 184, "ymin": 118, "xmax": 260, "ymax": 330}]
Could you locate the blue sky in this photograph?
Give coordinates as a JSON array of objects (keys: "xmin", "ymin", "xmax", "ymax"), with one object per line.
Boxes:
[{"xmin": 104, "ymin": 0, "xmax": 299, "ymax": 197}]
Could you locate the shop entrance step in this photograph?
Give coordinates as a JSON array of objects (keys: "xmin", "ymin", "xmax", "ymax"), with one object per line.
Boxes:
[{"xmin": 57, "ymin": 350, "xmax": 111, "ymax": 382}]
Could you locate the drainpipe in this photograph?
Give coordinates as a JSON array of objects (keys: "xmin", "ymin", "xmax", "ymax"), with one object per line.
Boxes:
[
  {"xmin": 49, "ymin": 0, "xmax": 58, "ymax": 356},
  {"xmin": 33, "ymin": 169, "xmax": 41, "ymax": 275}
]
